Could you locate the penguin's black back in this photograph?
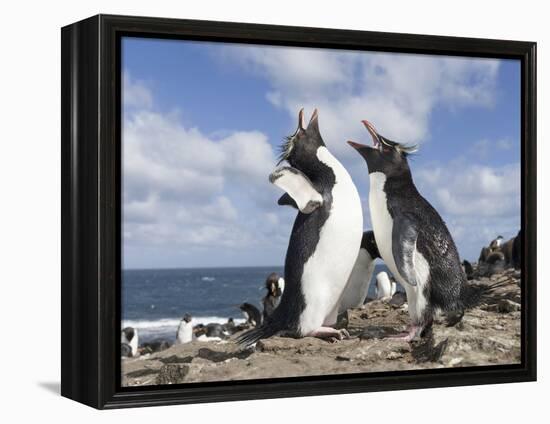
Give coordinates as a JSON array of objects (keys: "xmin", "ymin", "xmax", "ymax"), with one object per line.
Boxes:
[
  {"xmin": 240, "ymin": 303, "xmax": 262, "ymax": 326},
  {"xmin": 384, "ymin": 177, "xmax": 467, "ymax": 312},
  {"xmin": 273, "ymin": 169, "xmax": 336, "ymax": 333},
  {"xmin": 361, "ymin": 230, "xmax": 380, "ymax": 259}
]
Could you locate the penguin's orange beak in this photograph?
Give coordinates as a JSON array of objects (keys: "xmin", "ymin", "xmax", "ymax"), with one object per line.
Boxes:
[
  {"xmin": 347, "ymin": 140, "xmax": 368, "ymax": 150},
  {"xmin": 361, "ymin": 120, "xmax": 381, "ymax": 147}
]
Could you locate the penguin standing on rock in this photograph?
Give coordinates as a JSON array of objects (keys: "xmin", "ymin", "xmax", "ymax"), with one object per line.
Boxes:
[
  {"xmin": 121, "ymin": 327, "xmax": 139, "ymax": 357},
  {"xmin": 348, "ymin": 120, "xmax": 470, "ymax": 341},
  {"xmin": 339, "ymin": 231, "xmax": 380, "ymax": 312},
  {"xmin": 237, "ymin": 109, "xmax": 363, "ymax": 347},
  {"xmin": 374, "ymin": 271, "xmax": 397, "ymax": 300},
  {"xmin": 490, "ymin": 236, "xmax": 504, "ymax": 250},
  {"xmin": 262, "ymin": 272, "xmax": 285, "ymax": 320},
  {"xmin": 239, "ymin": 303, "xmax": 262, "ymax": 327},
  {"xmin": 176, "ymin": 314, "xmax": 194, "ymax": 344}
]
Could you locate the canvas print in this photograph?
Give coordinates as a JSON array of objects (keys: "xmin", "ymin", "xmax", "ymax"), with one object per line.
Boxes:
[{"xmin": 120, "ymin": 37, "xmax": 521, "ymax": 387}]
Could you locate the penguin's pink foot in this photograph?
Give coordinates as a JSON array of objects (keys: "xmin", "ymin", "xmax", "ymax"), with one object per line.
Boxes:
[
  {"xmin": 386, "ymin": 325, "xmax": 420, "ymax": 342},
  {"xmin": 307, "ymin": 327, "xmax": 350, "ymax": 342}
]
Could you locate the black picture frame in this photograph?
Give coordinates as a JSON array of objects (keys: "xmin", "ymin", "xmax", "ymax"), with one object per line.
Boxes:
[{"xmin": 61, "ymin": 14, "xmax": 537, "ymax": 409}]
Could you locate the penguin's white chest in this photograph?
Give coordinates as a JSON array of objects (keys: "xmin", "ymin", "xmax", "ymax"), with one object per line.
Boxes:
[
  {"xmin": 339, "ymin": 249, "xmax": 375, "ymax": 312},
  {"xmin": 369, "ymin": 172, "xmax": 429, "ymax": 323},
  {"xmin": 298, "ymin": 147, "xmax": 363, "ymax": 334},
  {"xmin": 369, "ymin": 172, "xmax": 402, "ymax": 281},
  {"xmin": 176, "ymin": 322, "xmax": 194, "ymax": 344}
]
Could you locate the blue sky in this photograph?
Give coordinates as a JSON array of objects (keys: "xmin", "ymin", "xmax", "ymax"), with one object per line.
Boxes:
[{"xmin": 122, "ymin": 37, "xmax": 521, "ymax": 269}]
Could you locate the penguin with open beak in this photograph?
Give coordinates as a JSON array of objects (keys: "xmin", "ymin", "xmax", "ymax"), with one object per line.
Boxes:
[
  {"xmin": 348, "ymin": 120, "xmax": 468, "ymax": 341},
  {"xmin": 237, "ymin": 109, "xmax": 363, "ymax": 347}
]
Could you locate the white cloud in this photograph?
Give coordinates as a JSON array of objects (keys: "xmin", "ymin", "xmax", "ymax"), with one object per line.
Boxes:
[
  {"xmin": 414, "ymin": 161, "xmax": 520, "ymax": 260},
  {"xmin": 122, "ymin": 74, "xmax": 290, "ymax": 267},
  {"xmin": 221, "ymin": 45, "xmax": 516, "ymax": 261},
  {"xmin": 469, "ymin": 137, "xmax": 514, "ymax": 158},
  {"xmin": 221, "ymin": 47, "xmax": 500, "ymax": 158},
  {"xmin": 123, "ymin": 47, "xmax": 514, "ymax": 267},
  {"xmin": 123, "ymin": 71, "xmax": 153, "ymax": 109}
]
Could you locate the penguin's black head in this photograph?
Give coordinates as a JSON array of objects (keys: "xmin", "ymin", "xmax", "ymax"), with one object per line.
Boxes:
[
  {"xmin": 348, "ymin": 120, "xmax": 417, "ymax": 178},
  {"xmin": 361, "ymin": 230, "xmax": 380, "ymax": 259},
  {"xmin": 182, "ymin": 313, "xmax": 192, "ymax": 323},
  {"xmin": 278, "ymin": 108, "xmax": 326, "ymax": 174},
  {"xmin": 265, "ymin": 272, "xmax": 280, "ymax": 294},
  {"xmin": 193, "ymin": 324, "xmax": 206, "ymax": 336},
  {"xmin": 122, "ymin": 327, "xmax": 135, "ymax": 342}
]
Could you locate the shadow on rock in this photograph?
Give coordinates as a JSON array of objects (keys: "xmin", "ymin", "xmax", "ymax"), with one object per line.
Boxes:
[
  {"xmin": 411, "ymin": 334, "xmax": 449, "ymax": 363},
  {"xmin": 198, "ymin": 347, "xmax": 254, "ymax": 363},
  {"xmin": 126, "ymin": 368, "xmax": 158, "ymax": 378},
  {"xmin": 158, "ymin": 355, "xmax": 194, "ymax": 364},
  {"xmin": 359, "ymin": 326, "xmax": 405, "ymax": 340}
]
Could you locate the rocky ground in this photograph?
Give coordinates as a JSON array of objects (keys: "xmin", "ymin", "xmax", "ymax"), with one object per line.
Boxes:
[{"xmin": 121, "ymin": 268, "xmax": 521, "ymax": 386}]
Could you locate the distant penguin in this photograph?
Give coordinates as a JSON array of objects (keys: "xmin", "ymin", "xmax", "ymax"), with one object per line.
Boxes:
[
  {"xmin": 489, "ymin": 235, "xmax": 504, "ymax": 250},
  {"xmin": 141, "ymin": 340, "xmax": 170, "ymax": 354},
  {"xmin": 121, "ymin": 343, "xmax": 133, "ymax": 358},
  {"xmin": 237, "ymin": 109, "xmax": 363, "ymax": 347},
  {"xmin": 462, "ymin": 260, "xmax": 474, "ymax": 280},
  {"xmin": 478, "ymin": 246, "xmax": 491, "ymax": 263},
  {"xmin": 374, "ymin": 271, "xmax": 394, "ymax": 300},
  {"xmin": 389, "ymin": 291, "xmax": 407, "ymax": 308},
  {"xmin": 486, "ymin": 250, "xmax": 505, "ymax": 265},
  {"xmin": 339, "ymin": 231, "xmax": 380, "ymax": 312},
  {"xmin": 499, "ymin": 236, "xmax": 516, "ymax": 266},
  {"xmin": 204, "ymin": 323, "xmax": 228, "ymax": 338},
  {"xmin": 193, "ymin": 322, "xmax": 227, "ymax": 341},
  {"xmin": 121, "ymin": 327, "xmax": 139, "ymax": 357},
  {"xmin": 176, "ymin": 313, "xmax": 194, "ymax": 344},
  {"xmin": 348, "ymin": 120, "xmax": 471, "ymax": 341},
  {"xmin": 222, "ymin": 317, "xmax": 236, "ymax": 334},
  {"xmin": 262, "ymin": 272, "xmax": 285, "ymax": 321},
  {"xmin": 239, "ymin": 303, "xmax": 262, "ymax": 327},
  {"xmin": 512, "ymin": 230, "xmax": 521, "ymax": 269}
]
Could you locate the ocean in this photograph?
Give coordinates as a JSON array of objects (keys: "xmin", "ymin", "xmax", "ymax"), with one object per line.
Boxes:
[{"xmin": 122, "ymin": 264, "xmax": 389, "ymax": 343}]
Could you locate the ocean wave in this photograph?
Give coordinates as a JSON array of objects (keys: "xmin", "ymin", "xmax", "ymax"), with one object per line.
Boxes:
[
  {"xmin": 201, "ymin": 276, "xmax": 215, "ymax": 282},
  {"xmin": 122, "ymin": 316, "xmax": 244, "ymax": 330}
]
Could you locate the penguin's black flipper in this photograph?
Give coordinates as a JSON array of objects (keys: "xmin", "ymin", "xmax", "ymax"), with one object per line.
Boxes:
[
  {"xmin": 236, "ymin": 322, "xmax": 280, "ymax": 348},
  {"xmin": 269, "ymin": 166, "xmax": 323, "ymax": 214},
  {"xmin": 391, "ymin": 215, "xmax": 419, "ymax": 286},
  {"xmin": 278, "ymin": 193, "xmax": 298, "ymax": 209}
]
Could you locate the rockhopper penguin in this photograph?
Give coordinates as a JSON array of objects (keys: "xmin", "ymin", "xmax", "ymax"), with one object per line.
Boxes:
[
  {"xmin": 121, "ymin": 327, "xmax": 139, "ymax": 357},
  {"xmin": 239, "ymin": 303, "xmax": 263, "ymax": 327},
  {"xmin": 338, "ymin": 231, "xmax": 380, "ymax": 312},
  {"xmin": 176, "ymin": 313, "xmax": 194, "ymax": 344},
  {"xmin": 262, "ymin": 272, "xmax": 285, "ymax": 321},
  {"xmin": 348, "ymin": 120, "xmax": 470, "ymax": 341},
  {"xmin": 237, "ymin": 109, "xmax": 363, "ymax": 346},
  {"xmin": 375, "ymin": 271, "xmax": 397, "ymax": 300}
]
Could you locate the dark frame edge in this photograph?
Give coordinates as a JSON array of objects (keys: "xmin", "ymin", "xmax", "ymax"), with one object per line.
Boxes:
[
  {"xmin": 61, "ymin": 15, "xmax": 102, "ymax": 409},
  {"xmin": 522, "ymin": 41, "xmax": 537, "ymax": 382},
  {"xmin": 61, "ymin": 14, "xmax": 537, "ymax": 410}
]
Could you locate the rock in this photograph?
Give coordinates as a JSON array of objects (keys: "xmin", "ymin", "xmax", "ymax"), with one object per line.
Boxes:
[
  {"xmin": 155, "ymin": 364, "xmax": 190, "ymax": 385},
  {"xmin": 121, "ymin": 269, "xmax": 521, "ymax": 387},
  {"xmin": 158, "ymin": 355, "xmax": 194, "ymax": 364},
  {"xmin": 386, "ymin": 351, "xmax": 404, "ymax": 360},
  {"xmin": 389, "ymin": 292, "xmax": 407, "ymax": 307},
  {"xmin": 497, "ymin": 299, "xmax": 521, "ymax": 313},
  {"xmin": 482, "ymin": 299, "xmax": 521, "ymax": 313},
  {"xmin": 360, "ymin": 326, "xmax": 404, "ymax": 340}
]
